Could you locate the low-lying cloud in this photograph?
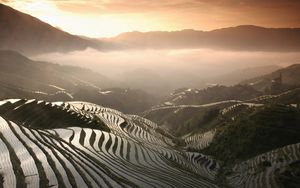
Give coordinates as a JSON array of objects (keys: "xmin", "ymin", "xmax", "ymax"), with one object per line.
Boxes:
[{"xmin": 32, "ymin": 48, "xmax": 300, "ymax": 93}]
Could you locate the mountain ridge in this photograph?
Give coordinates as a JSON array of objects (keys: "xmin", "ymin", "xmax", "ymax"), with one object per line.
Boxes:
[
  {"xmin": 103, "ymin": 25, "xmax": 300, "ymax": 52},
  {"xmin": 2, "ymin": 3, "xmax": 300, "ymax": 53},
  {"xmin": 0, "ymin": 3, "xmax": 100, "ymax": 55},
  {"xmin": 0, "ymin": 50, "xmax": 159, "ymax": 113}
]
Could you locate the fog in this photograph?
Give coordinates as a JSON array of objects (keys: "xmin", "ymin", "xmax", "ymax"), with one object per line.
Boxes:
[{"xmin": 32, "ymin": 48, "xmax": 300, "ymax": 94}]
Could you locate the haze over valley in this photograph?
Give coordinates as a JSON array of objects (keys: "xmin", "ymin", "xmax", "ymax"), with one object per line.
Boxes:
[{"xmin": 0, "ymin": 1, "xmax": 300, "ymax": 188}]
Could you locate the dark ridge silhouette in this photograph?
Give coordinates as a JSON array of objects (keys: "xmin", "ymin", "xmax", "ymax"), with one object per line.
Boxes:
[
  {"xmin": 104, "ymin": 25, "xmax": 300, "ymax": 52},
  {"xmin": 208, "ymin": 65, "xmax": 281, "ymax": 85},
  {"xmin": 242, "ymin": 64, "xmax": 300, "ymax": 92},
  {"xmin": 2, "ymin": 3, "xmax": 300, "ymax": 53},
  {"xmin": 0, "ymin": 50, "xmax": 158, "ymax": 113},
  {"xmin": 0, "ymin": 50, "xmax": 114, "ymax": 91},
  {"xmin": 0, "ymin": 3, "xmax": 99, "ymax": 55}
]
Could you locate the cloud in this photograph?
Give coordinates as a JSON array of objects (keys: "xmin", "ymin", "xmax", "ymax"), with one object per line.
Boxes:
[
  {"xmin": 32, "ymin": 48, "xmax": 300, "ymax": 78},
  {"xmin": 52, "ymin": 0, "xmax": 300, "ymax": 30},
  {"xmin": 3, "ymin": 0, "xmax": 300, "ymax": 37},
  {"xmin": 52, "ymin": 0, "xmax": 300, "ymax": 14},
  {"xmin": 30, "ymin": 48, "xmax": 300, "ymax": 93},
  {"xmin": 4, "ymin": 0, "xmax": 300, "ymax": 16}
]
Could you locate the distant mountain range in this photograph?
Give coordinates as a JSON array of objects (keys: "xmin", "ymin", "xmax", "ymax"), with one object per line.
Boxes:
[
  {"xmin": 0, "ymin": 50, "xmax": 157, "ymax": 113},
  {"xmin": 0, "ymin": 3, "xmax": 99, "ymax": 55},
  {"xmin": 155, "ymin": 63, "xmax": 300, "ymax": 106},
  {"xmin": 1, "ymin": 49, "xmax": 299, "ymax": 113},
  {"xmin": 242, "ymin": 64, "xmax": 300, "ymax": 92},
  {"xmin": 1, "ymin": 3, "xmax": 300, "ymax": 188},
  {"xmin": 1, "ymin": 3, "xmax": 300, "ymax": 55},
  {"xmin": 208, "ymin": 65, "xmax": 281, "ymax": 86},
  {"xmin": 104, "ymin": 25, "xmax": 300, "ymax": 52},
  {"xmin": 0, "ymin": 50, "xmax": 114, "ymax": 92}
]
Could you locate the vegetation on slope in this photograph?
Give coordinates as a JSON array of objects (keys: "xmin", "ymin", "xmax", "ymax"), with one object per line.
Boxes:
[
  {"xmin": 276, "ymin": 160, "xmax": 300, "ymax": 188},
  {"xmin": 162, "ymin": 85, "xmax": 261, "ymax": 106},
  {"xmin": 242, "ymin": 64, "xmax": 300, "ymax": 94},
  {"xmin": 74, "ymin": 87, "xmax": 159, "ymax": 114},
  {"xmin": 0, "ymin": 50, "xmax": 158, "ymax": 113},
  {"xmin": 203, "ymin": 104, "xmax": 300, "ymax": 162},
  {"xmin": 144, "ymin": 106, "xmax": 222, "ymax": 137}
]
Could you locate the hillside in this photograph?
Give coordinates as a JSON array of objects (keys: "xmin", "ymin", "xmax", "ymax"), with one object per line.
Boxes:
[
  {"xmin": 157, "ymin": 85, "xmax": 262, "ymax": 107},
  {"xmin": 0, "ymin": 50, "xmax": 114, "ymax": 93},
  {"xmin": 142, "ymin": 85, "xmax": 263, "ymax": 136},
  {"xmin": 0, "ymin": 98, "xmax": 299, "ymax": 187},
  {"xmin": 0, "ymin": 50, "xmax": 157, "ymax": 113},
  {"xmin": 0, "ymin": 99, "xmax": 220, "ymax": 187},
  {"xmin": 0, "ymin": 4, "xmax": 99, "ymax": 55},
  {"xmin": 143, "ymin": 101, "xmax": 231, "ymax": 137},
  {"xmin": 1, "ymin": 2, "xmax": 300, "ymax": 188},
  {"xmin": 203, "ymin": 104, "xmax": 300, "ymax": 162},
  {"xmin": 208, "ymin": 65, "xmax": 281, "ymax": 86},
  {"xmin": 242, "ymin": 64, "xmax": 300, "ymax": 93},
  {"xmin": 104, "ymin": 25, "xmax": 300, "ymax": 52}
]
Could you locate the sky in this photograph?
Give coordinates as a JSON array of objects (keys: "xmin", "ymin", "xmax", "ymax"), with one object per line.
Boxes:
[{"xmin": 1, "ymin": 0, "xmax": 300, "ymax": 38}]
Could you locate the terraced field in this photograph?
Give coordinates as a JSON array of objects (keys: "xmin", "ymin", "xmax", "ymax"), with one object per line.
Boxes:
[
  {"xmin": 0, "ymin": 99, "xmax": 220, "ymax": 188},
  {"xmin": 184, "ymin": 129, "xmax": 217, "ymax": 151},
  {"xmin": 228, "ymin": 143, "xmax": 300, "ymax": 188},
  {"xmin": 0, "ymin": 99, "xmax": 299, "ymax": 187}
]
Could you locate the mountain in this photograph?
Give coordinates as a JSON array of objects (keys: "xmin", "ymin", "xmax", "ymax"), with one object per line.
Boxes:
[
  {"xmin": 143, "ymin": 100, "xmax": 231, "ymax": 137},
  {"xmin": 208, "ymin": 65, "xmax": 281, "ymax": 86},
  {"xmin": 72, "ymin": 87, "xmax": 159, "ymax": 114},
  {"xmin": 156, "ymin": 85, "xmax": 262, "ymax": 107},
  {"xmin": 104, "ymin": 25, "xmax": 300, "ymax": 52},
  {"xmin": 204, "ymin": 104, "xmax": 300, "ymax": 162},
  {"xmin": 242, "ymin": 64, "xmax": 300, "ymax": 93},
  {"xmin": 0, "ymin": 50, "xmax": 157, "ymax": 113},
  {"xmin": 117, "ymin": 68, "xmax": 172, "ymax": 95},
  {"xmin": 0, "ymin": 50, "xmax": 114, "ymax": 92},
  {"xmin": 1, "ymin": 98, "xmax": 299, "ymax": 187},
  {"xmin": 0, "ymin": 4, "xmax": 99, "ymax": 55},
  {"xmin": 2, "ymin": 3, "xmax": 300, "ymax": 54},
  {"xmin": 3, "ymin": 3, "xmax": 300, "ymax": 54},
  {"xmin": 144, "ymin": 93, "xmax": 300, "ymax": 187},
  {"xmin": 0, "ymin": 99, "xmax": 220, "ymax": 187},
  {"xmin": 116, "ymin": 68, "xmax": 206, "ymax": 96}
]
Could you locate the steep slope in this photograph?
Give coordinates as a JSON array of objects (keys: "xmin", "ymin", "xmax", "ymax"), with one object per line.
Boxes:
[
  {"xmin": 203, "ymin": 104, "xmax": 300, "ymax": 162},
  {"xmin": 208, "ymin": 65, "xmax": 281, "ymax": 86},
  {"xmin": 117, "ymin": 68, "xmax": 205, "ymax": 96},
  {"xmin": 143, "ymin": 101, "xmax": 230, "ymax": 137},
  {"xmin": 247, "ymin": 88, "xmax": 300, "ymax": 104},
  {"xmin": 0, "ymin": 4, "xmax": 99, "ymax": 54},
  {"xmin": 242, "ymin": 64, "xmax": 300, "ymax": 93},
  {"xmin": 0, "ymin": 99, "xmax": 220, "ymax": 187},
  {"xmin": 142, "ymin": 85, "xmax": 263, "ymax": 137},
  {"xmin": 157, "ymin": 85, "xmax": 261, "ymax": 107},
  {"xmin": 73, "ymin": 87, "xmax": 158, "ymax": 114},
  {"xmin": 0, "ymin": 98, "xmax": 299, "ymax": 187},
  {"xmin": 145, "ymin": 100, "xmax": 300, "ymax": 187},
  {"xmin": 228, "ymin": 143, "xmax": 300, "ymax": 188},
  {"xmin": 103, "ymin": 25, "xmax": 300, "ymax": 52},
  {"xmin": 0, "ymin": 50, "xmax": 157, "ymax": 113},
  {"xmin": 0, "ymin": 50, "xmax": 114, "ymax": 94}
]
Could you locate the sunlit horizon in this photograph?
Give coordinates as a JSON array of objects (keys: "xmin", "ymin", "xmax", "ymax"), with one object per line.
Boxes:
[{"xmin": 2, "ymin": 0, "xmax": 300, "ymax": 38}]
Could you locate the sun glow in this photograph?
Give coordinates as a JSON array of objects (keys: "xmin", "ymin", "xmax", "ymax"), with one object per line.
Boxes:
[
  {"xmin": 3, "ymin": 0, "xmax": 300, "ymax": 38},
  {"xmin": 2, "ymin": 0, "xmax": 166, "ymax": 38}
]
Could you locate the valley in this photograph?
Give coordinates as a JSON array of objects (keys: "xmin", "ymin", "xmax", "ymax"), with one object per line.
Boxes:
[
  {"xmin": 0, "ymin": 2, "xmax": 300, "ymax": 187},
  {"xmin": 0, "ymin": 49, "xmax": 300, "ymax": 187}
]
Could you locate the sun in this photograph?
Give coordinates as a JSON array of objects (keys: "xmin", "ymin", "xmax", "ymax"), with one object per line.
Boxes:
[
  {"xmin": 2, "ymin": 1, "xmax": 132, "ymax": 37},
  {"xmin": 2, "ymin": 0, "xmax": 167, "ymax": 38},
  {"xmin": 3, "ymin": 1, "xmax": 63, "ymax": 29}
]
